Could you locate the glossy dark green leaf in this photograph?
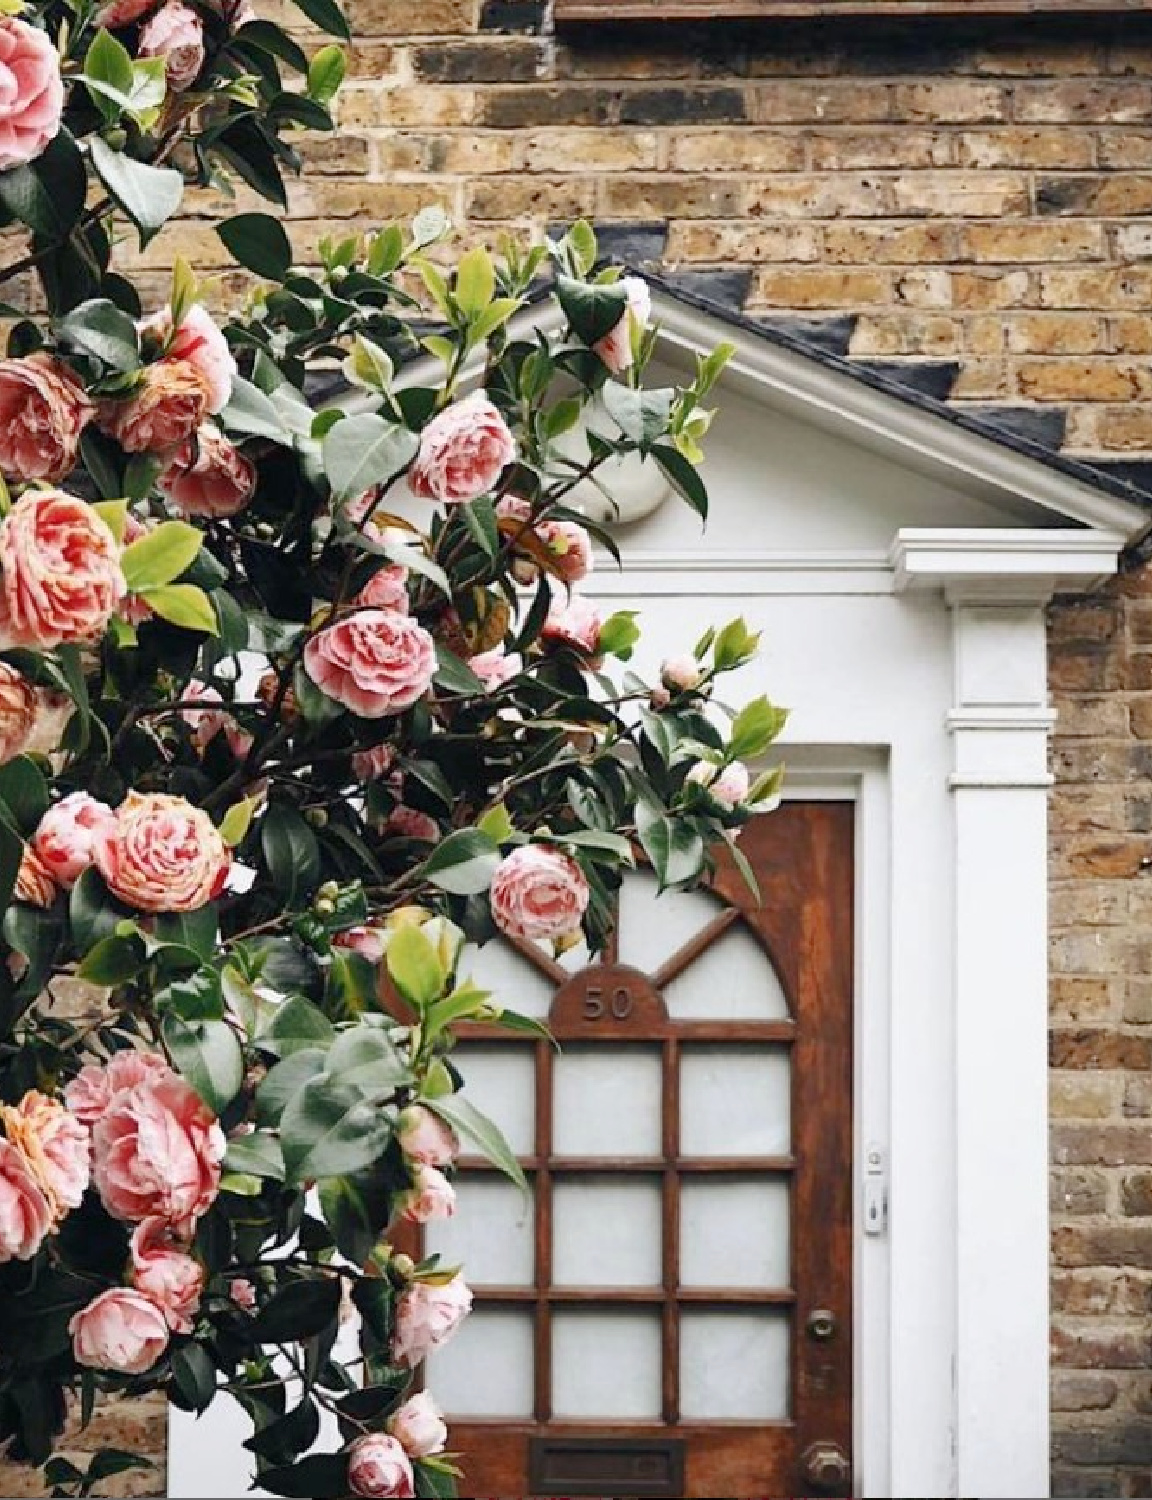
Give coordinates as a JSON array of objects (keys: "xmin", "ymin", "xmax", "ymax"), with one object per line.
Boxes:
[
  {"xmin": 555, "ymin": 274, "xmax": 629, "ymax": 345},
  {"xmin": 264, "ymin": 994, "xmax": 335, "ymax": 1056},
  {"xmin": 425, "ymin": 1093, "xmax": 526, "ymax": 1190},
  {"xmin": 421, "ymin": 828, "xmax": 501, "ymax": 897},
  {"xmin": 90, "ymin": 139, "xmax": 183, "ymax": 244},
  {"xmin": 218, "ymin": 213, "xmax": 294, "ymax": 281},
  {"xmin": 56, "ymin": 297, "xmax": 139, "ymax": 372},
  {"xmin": 162, "ymin": 1014, "xmax": 244, "ymax": 1115},
  {"xmin": 250, "ymin": 1277, "xmax": 341, "ymax": 1343},
  {"xmin": 261, "ymin": 804, "xmax": 321, "ymax": 909},
  {"xmin": 280, "ymin": 1074, "xmax": 394, "ymax": 1182},
  {"xmin": 0, "ymin": 756, "xmax": 49, "ymax": 835},
  {"xmin": 651, "ymin": 442, "xmax": 708, "ymax": 521}
]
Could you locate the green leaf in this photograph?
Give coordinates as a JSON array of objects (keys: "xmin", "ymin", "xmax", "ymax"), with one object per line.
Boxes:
[
  {"xmin": 652, "ymin": 442, "xmax": 708, "ymax": 522},
  {"xmin": 256, "ymin": 1047, "xmax": 328, "ymax": 1127},
  {"xmin": 0, "ymin": 132, "xmax": 86, "ymax": 241},
  {"xmin": 477, "ymin": 803, "xmax": 513, "ymax": 845},
  {"xmin": 307, "ymin": 43, "xmax": 346, "ymax": 106},
  {"xmin": 433, "ymin": 643, "xmax": 486, "ymax": 697},
  {"xmin": 600, "ymin": 382, "xmax": 674, "ymax": 448},
  {"xmin": 412, "ymin": 204, "xmax": 450, "ymax": 249},
  {"xmin": 170, "ymin": 1344, "xmax": 216, "ymax": 1414},
  {"xmin": 567, "ymin": 219, "xmax": 598, "ymax": 276},
  {"xmin": 218, "ymin": 797, "xmax": 257, "ymax": 849},
  {"xmin": 322, "ymin": 412, "xmax": 418, "ymax": 503},
  {"xmin": 224, "ymin": 1130, "xmax": 285, "ymax": 1180},
  {"xmin": 155, "ymin": 966, "xmax": 224, "ymax": 1021},
  {"xmin": 69, "ymin": 868, "xmax": 129, "ymax": 955},
  {"xmin": 86, "ymin": 1451, "xmax": 155, "ymax": 1483},
  {"xmin": 0, "ymin": 756, "xmax": 48, "ymax": 835},
  {"xmin": 424, "ymin": 979, "xmax": 491, "ymax": 1042},
  {"xmin": 217, "ymin": 212, "xmax": 294, "ymax": 281},
  {"xmin": 385, "ymin": 922, "xmax": 444, "ymax": 1009},
  {"xmin": 281, "ymin": 1074, "xmax": 394, "ymax": 1182},
  {"xmin": 261, "ymin": 804, "xmax": 321, "ymax": 909},
  {"xmin": 635, "ymin": 800, "xmax": 705, "ymax": 889},
  {"xmin": 265, "ymin": 994, "xmax": 335, "ymax": 1057},
  {"xmin": 121, "ymin": 520, "xmax": 203, "ymax": 592},
  {"xmin": 289, "ymin": 0, "xmax": 349, "ymax": 37},
  {"xmin": 728, "ymin": 696, "xmax": 789, "ymax": 759},
  {"xmin": 712, "ymin": 616, "xmax": 760, "ymax": 672},
  {"xmin": 162, "ymin": 1014, "xmax": 244, "ymax": 1115},
  {"xmin": 455, "ymin": 245, "xmax": 494, "ymax": 317},
  {"xmin": 598, "ymin": 609, "xmax": 641, "ymax": 661},
  {"xmin": 57, "ymin": 298, "xmax": 139, "ymax": 372},
  {"xmin": 0, "ymin": 814, "xmax": 21, "ymax": 916},
  {"xmin": 154, "ymin": 905, "xmax": 219, "ymax": 960},
  {"xmin": 555, "ymin": 274, "xmax": 628, "ymax": 345},
  {"xmin": 221, "ymin": 374, "xmax": 290, "ymax": 442},
  {"xmin": 325, "ymin": 1026, "xmax": 412, "ymax": 1099},
  {"xmin": 425, "ymin": 1093, "xmax": 526, "ymax": 1190},
  {"xmin": 141, "ymin": 583, "xmax": 217, "ymax": 634},
  {"xmin": 414, "ymin": 1459, "xmax": 459, "ymax": 1500},
  {"xmin": 82, "ymin": 30, "xmax": 134, "ymax": 119},
  {"xmin": 77, "ymin": 932, "xmax": 145, "ymax": 985},
  {"xmin": 420, "ymin": 827, "xmax": 500, "ymax": 896},
  {"xmin": 89, "ymin": 139, "xmax": 183, "ymax": 245}
]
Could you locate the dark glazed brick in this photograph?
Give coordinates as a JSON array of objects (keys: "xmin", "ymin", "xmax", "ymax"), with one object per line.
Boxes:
[
  {"xmin": 478, "ymin": 0, "xmax": 546, "ymax": 31},
  {"xmin": 410, "ymin": 39, "xmax": 546, "ymax": 83},
  {"xmin": 592, "ymin": 220, "xmax": 669, "ymax": 265},
  {"xmin": 481, "ymin": 87, "xmax": 613, "ymax": 127},
  {"xmin": 975, "ymin": 403, "xmax": 1068, "ymax": 450},
  {"xmin": 754, "ymin": 313, "xmax": 858, "ymax": 357},
  {"xmin": 661, "ymin": 269, "xmax": 753, "ymax": 310},
  {"xmin": 852, "ymin": 359, "xmax": 960, "ymax": 401},
  {"xmin": 617, "ymin": 87, "xmax": 747, "ymax": 126}
]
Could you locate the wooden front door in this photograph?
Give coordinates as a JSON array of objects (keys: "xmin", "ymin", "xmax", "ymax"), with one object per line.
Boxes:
[{"xmin": 423, "ymin": 802, "xmax": 854, "ymax": 1498}]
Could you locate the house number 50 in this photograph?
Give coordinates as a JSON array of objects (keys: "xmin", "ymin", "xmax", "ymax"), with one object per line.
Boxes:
[{"xmin": 583, "ymin": 984, "xmax": 634, "ymax": 1021}]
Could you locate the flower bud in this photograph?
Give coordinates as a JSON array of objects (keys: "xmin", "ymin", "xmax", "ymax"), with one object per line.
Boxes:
[{"xmin": 391, "ymin": 1252, "xmax": 416, "ymax": 1280}]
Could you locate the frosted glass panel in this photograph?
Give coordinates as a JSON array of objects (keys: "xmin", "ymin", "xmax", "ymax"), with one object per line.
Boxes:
[
  {"xmin": 454, "ymin": 1045, "xmax": 535, "ymax": 1156},
  {"xmin": 553, "ymin": 1046, "xmax": 663, "ymax": 1158},
  {"xmin": 552, "ymin": 1310, "xmax": 662, "ymax": 1419},
  {"xmin": 680, "ymin": 1310, "xmax": 791, "ymax": 1420},
  {"xmin": 680, "ymin": 1046, "xmax": 791, "ymax": 1157},
  {"xmin": 618, "ymin": 871, "xmax": 722, "ymax": 973},
  {"xmin": 663, "ymin": 926, "xmax": 788, "ymax": 1020},
  {"xmin": 431, "ymin": 1308, "xmax": 534, "ymax": 1417},
  {"xmin": 426, "ymin": 1176, "xmax": 534, "ymax": 1286},
  {"xmin": 553, "ymin": 1177, "xmax": 662, "ymax": 1287},
  {"xmin": 463, "ymin": 939, "xmax": 554, "ymax": 1019},
  {"xmin": 680, "ymin": 1179, "xmax": 790, "ymax": 1289}
]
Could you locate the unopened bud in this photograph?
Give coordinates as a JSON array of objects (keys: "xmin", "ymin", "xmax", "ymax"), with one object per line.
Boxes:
[{"xmin": 391, "ymin": 1253, "xmax": 415, "ymax": 1279}]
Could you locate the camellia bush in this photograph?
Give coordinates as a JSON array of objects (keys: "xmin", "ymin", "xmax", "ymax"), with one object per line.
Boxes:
[{"xmin": 0, "ymin": 0, "xmax": 788, "ymax": 1494}]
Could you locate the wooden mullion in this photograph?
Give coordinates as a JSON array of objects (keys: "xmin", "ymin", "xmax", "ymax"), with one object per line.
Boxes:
[
  {"xmin": 457, "ymin": 1153, "xmax": 797, "ymax": 1173},
  {"xmin": 471, "ymin": 1285, "xmax": 798, "ymax": 1305},
  {"xmin": 651, "ymin": 906, "xmax": 740, "ymax": 991},
  {"xmin": 534, "ymin": 1035, "xmax": 553, "ymax": 1423},
  {"xmin": 662, "ymin": 1035, "xmax": 681, "ymax": 1424},
  {"xmin": 558, "ymin": 0, "xmax": 1149, "ymax": 16}
]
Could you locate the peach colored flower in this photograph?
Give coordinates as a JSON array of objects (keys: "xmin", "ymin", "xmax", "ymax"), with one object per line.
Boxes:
[
  {"xmin": 351, "ymin": 742, "xmax": 395, "ymax": 782},
  {"xmin": 539, "ymin": 518, "xmax": 594, "ymax": 585},
  {"xmin": 490, "ymin": 844, "xmax": 590, "ymax": 943},
  {"xmin": 495, "ymin": 496, "xmax": 532, "ymax": 526},
  {"xmin": 592, "ymin": 275, "xmax": 651, "ymax": 375},
  {"xmin": 0, "ymin": 1138, "xmax": 52, "ymax": 1262},
  {"xmin": 92, "ymin": 1069, "xmax": 224, "ymax": 1231},
  {"xmin": 94, "ymin": 791, "xmax": 230, "ymax": 913},
  {"xmin": 409, "ymin": 392, "xmax": 516, "ymax": 507},
  {"xmin": 391, "ymin": 1274, "xmax": 472, "ymax": 1367},
  {"xmin": 65, "ymin": 1052, "xmax": 170, "ymax": 1127},
  {"xmin": 0, "ymin": 662, "xmax": 38, "ymax": 763},
  {"xmin": 14, "ymin": 844, "xmax": 56, "ymax": 907},
  {"xmin": 98, "ymin": 359, "xmax": 210, "ymax": 456},
  {"xmin": 303, "ymin": 610, "xmax": 436, "ymax": 720},
  {"xmin": 469, "ymin": 645, "xmax": 522, "ymax": 690},
  {"xmin": 159, "ymin": 423, "xmax": 255, "ymax": 518},
  {"xmin": 347, "ymin": 1433, "xmax": 415, "ymax": 1499},
  {"xmin": 0, "ymin": 356, "xmax": 92, "ymax": 484},
  {"xmin": 389, "ymin": 1392, "xmax": 447, "ymax": 1459},
  {"xmin": 140, "ymin": 305, "xmax": 235, "ymax": 416},
  {"xmin": 540, "ymin": 592, "xmax": 601, "ymax": 656},
  {"xmin": 661, "ymin": 655, "xmax": 702, "ymax": 692},
  {"xmin": 69, "ymin": 1288, "xmax": 169, "ymax": 1374},
  {"xmin": 397, "ymin": 1164, "xmax": 456, "ymax": 1225},
  {"xmin": 0, "ymin": 19, "xmax": 63, "ymax": 172},
  {"xmin": 138, "ymin": 1, "xmax": 204, "ymax": 90},
  {"xmin": 0, "ymin": 490, "xmax": 126, "ymax": 649},
  {"xmin": 396, "ymin": 1105, "xmax": 458, "ymax": 1168},
  {"xmin": 686, "ymin": 759, "xmax": 749, "ymax": 811},
  {"xmin": 95, "ymin": 0, "xmax": 157, "ymax": 27},
  {"xmin": 0, "ymin": 1090, "xmax": 89, "ymax": 1225},
  {"xmin": 385, "ymin": 804, "xmax": 438, "ymax": 843},
  {"xmin": 179, "ymin": 680, "xmax": 254, "ymax": 760},
  {"xmin": 129, "ymin": 1217, "xmax": 205, "ymax": 1333},
  {"xmin": 355, "ymin": 564, "xmax": 409, "ymax": 614},
  {"xmin": 32, "ymin": 792, "xmax": 116, "ymax": 890},
  {"xmin": 332, "ymin": 925, "xmax": 387, "ymax": 964}
]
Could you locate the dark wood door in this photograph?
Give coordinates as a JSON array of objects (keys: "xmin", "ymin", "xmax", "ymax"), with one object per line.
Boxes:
[{"xmin": 422, "ymin": 802, "xmax": 854, "ymax": 1498}]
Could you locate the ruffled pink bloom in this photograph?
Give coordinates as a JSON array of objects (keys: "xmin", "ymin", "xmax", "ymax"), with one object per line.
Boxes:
[
  {"xmin": 140, "ymin": 305, "xmax": 235, "ymax": 416},
  {"xmin": 138, "ymin": 1, "xmax": 204, "ymax": 90},
  {"xmin": 385, "ymin": 805, "xmax": 438, "ymax": 843},
  {"xmin": 14, "ymin": 844, "xmax": 56, "ymax": 907},
  {"xmin": 0, "ymin": 1137, "xmax": 52, "ymax": 1261},
  {"xmin": 94, "ymin": 791, "xmax": 231, "ymax": 914},
  {"xmin": 65, "ymin": 1052, "xmax": 170, "ymax": 1128},
  {"xmin": 96, "ymin": 0, "xmax": 157, "ymax": 27},
  {"xmin": 355, "ymin": 565, "xmax": 409, "ymax": 614},
  {"xmin": 686, "ymin": 759, "xmax": 750, "ymax": 811},
  {"xmin": 396, "ymin": 1105, "xmax": 458, "ymax": 1168},
  {"xmin": 351, "ymin": 742, "xmax": 395, "ymax": 782},
  {"xmin": 490, "ymin": 844, "xmax": 590, "ymax": 943},
  {"xmin": 397, "ymin": 1165, "xmax": 456, "ymax": 1225},
  {"xmin": 179, "ymin": 680, "xmax": 254, "ymax": 760},
  {"xmin": 129, "ymin": 1217, "xmax": 205, "ymax": 1333},
  {"xmin": 389, "ymin": 1391, "xmax": 448, "ymax": 1458},
  {"xmin": 408, "ymin": 392, "xmax": 516, "ymax": 507},
  {"xmin": 159, "ymin": 423, "xmax": 255, "ymax": 518},
  {"xmin": 661, "ymin": 655, "xmax": 702, "ymax": 692},
  {"xmin": 32, "ymin": 792, "xmax": 116, "ymax": 890},
  {"xmin": 0, "ymin": 356, "xmax": 92, "ymax": 484},
  {"xmin": 0, "ymin": 490, "xmax": 126, "ymax": 649},
  {"xmin": 0, "ymin": 1091, "xmax": 89, "ymax": 1227},
  {"xmin": 0, "ymin": 662, "xmax": 36, "ymax": 764},
  {"xmin": 392, "ymin": 1275, "xmax": 473, "ymax": 1367},
  {"xmin": 303, "ymin": 610, "xmax": 436, "ymax": 720},
  {"xmin": 0, "ymin": 19, "xmax": 62, "ymax": 172},
  {"xmin": 539, "ymin": 518, "xmax": 594, "ymax": 585},
  {"xmin": 494, "ymin": 496, "xmax": 532, "ymax": 526},
  {"xmin": 332, "ymin": 925, "xmax": 387, "ymax": 964},
  {"xmin": 69, "ymin": 1288, "xmax": 169, "ymax": 1375},
  {"xmin": 540, "ymin": 593, "xmax": 601, "ymax": 656},
  {"xmin": 92, "ymin": 1069, "xmax": 224, "ymax": 1232},
  {"xmin": 347, "ymin": 1433, "xmax": 415, "ymax": 1499},
  {"xmin": 230, "ymin": 1277, "xmax": 256, "ymax": 1310},
  {"xmin": 592, "ymin": 275, "xmax": 651, "ymax": 374},
  {"xmin": 98, "ymin": 360, "xmax": 210, "ymax": 457},
  {"xmin": 469, "ymin": 645, "xmax": 522, "ymax": 691}
]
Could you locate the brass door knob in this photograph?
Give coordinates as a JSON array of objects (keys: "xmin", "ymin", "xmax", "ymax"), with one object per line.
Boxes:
[{"xmin": 801, "ymin": 1440, "xmax": 852, "ymax": 1492}]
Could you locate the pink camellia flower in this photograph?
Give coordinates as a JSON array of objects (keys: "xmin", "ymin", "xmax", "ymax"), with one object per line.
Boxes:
[
  {"xmin": 469, "ymin": 645, "xmax": 522, "ymax": 691},
  {"xmin": 32, "ymin": 792, "xmax": 117, "ymax": 890},
  {"xmin": 351, "ymin": 742, "xmax": 395, "ymax": 782},
  {"xmin": 69, "ymin": 1288, "xmax": 169, "ymax": 1375},
  {"xmin": 179, "ymin": 680, "xmax": 254, "ymax": 760},
  {"xmin": 159, "ymin": 423, "xmax": 255, "ymax": 519},
  {"xmin": 686, "ymin": 759, "xmax": 750, "ymax": 812},
  {"xmin": 391, "ymin": 1274, "xmax": 473, "ymax": 1367},
  {"xmin": 230, "ymin": 1277, "xmax": 256, "ymax": 1311},
  {"xmin": 332, "ymin": 925, "xmax": 387, "ymax": 965},
  {"xmin": 385, "ymin": 804, "xmax": 439, "ymax": 843},
  {"xmin": 0, "ymin": 1091, "xmax": 89, "ymax": 1226},
  {"xmin": 98, "ymin": 360, "xmax": 210, "ymax": 457},
  {"xmin": 494, "ymin": 495, "xmax": 532, "ymax": 527},
  {"xmin": 0, "ymin": 1138, "xmax": 52, "ymax": 1262},
  {"xmin": 0, "ymin": 490, "xmax": 126, "ymax": 649},
  {"xmin": 138, "ymin": 1, "xmax": 204, "ymax": 91},
  {"xmin": 540, "ymin": 593, "xmax": 602, "ymax": 657},
  {"xmin": 389, "ymin": 1391, "xmax": 448, "ymax": 1459},
  {"xmin": 0, "ymin": 356, "xmax": 92, "ymax": 484},
  {"xmin": 140, "ymin": 305, "xmax": 236, "ymax": 416},
  {"xmin": 0, "ymin": 661, "xmax": 37, "ymax": 764},
  {"xmin": 303, "ymin": 610, "xmax": 436, "ymax": 720},
  {"xmin": 662, "ymin": 654, "xmax": 702, "ymax": 692},
  {"xmin": 397, "ymin": 1165, "xmax": 456, "ymax": 1225},
  {"xmin": 92, "ymin": 1069, "xmax": 224, "ymax": 1232},
  {"xmin": 649, "ymin": 685, "xmax": 671, "ymax": 711},
  {"xmin": 347, "ymin": 1433, "xmax": 415, "ymax": 1499},
  {"xmin": 0, "ymin": 18, "xmax": 63, "ymax": 172},
  {"xmin": 539, "ymin": 519, "xmax": 594, "ymax": 585},
  {"xmin": 489, "ymin": 844, "xmax": 590, "ymax": 943},
  {"xmin": 408, "ymin": 392, "xmax": 516, "ymax": 507},
  {"xmin": 65, "ymin": 1052, "xmax": 169, "ymax": 1127},
  {"xmin": 129, "ymin": 1217, "xmax": 205, "ymax": 1333},
  {"xmin": 14, "ymin": 844, "xmax": 56, "ymax": 908},
  {"xmin": 592, "ymin": 275, "xmax": 652, "ymax": 375},
  {"xmin": 355, "ymin": 564, "xmax": 409, "ymax": 614},
  {"xmin": 396, "ymin": 1105, "xmax": 458, "ymax": 1168},
  {"xmin": 94, "ymin": 791, "xmax": 231, "ymax": 914},
  {"xmin": 96, "ymin": 0, "xmax": 157, "ymax": 27}
]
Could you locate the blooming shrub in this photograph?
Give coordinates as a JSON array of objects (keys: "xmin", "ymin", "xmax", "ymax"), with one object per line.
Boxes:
[{"xmin": 0, "ymin": 0, "xmax": 788, "ymax": 1493}]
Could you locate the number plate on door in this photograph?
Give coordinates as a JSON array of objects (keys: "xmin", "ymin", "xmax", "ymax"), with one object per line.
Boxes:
[{"xmin": 528, "ymin": 1436, "xmax": 685, "ymax": 1496}]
